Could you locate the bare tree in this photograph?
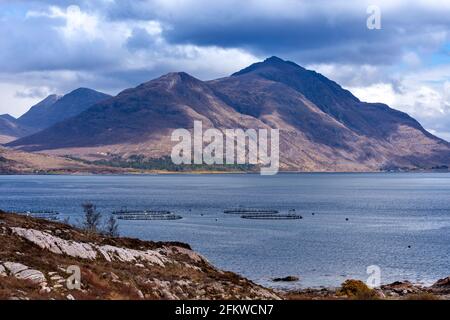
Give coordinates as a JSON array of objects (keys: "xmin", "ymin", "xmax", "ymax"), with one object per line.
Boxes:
[
  {"xmin": 105, "ymin": 215, "xmax": 119, "ymax": 237},
  {"xmin": 82, "ymin": 202, "xmax": 102, "ymax": 233}
]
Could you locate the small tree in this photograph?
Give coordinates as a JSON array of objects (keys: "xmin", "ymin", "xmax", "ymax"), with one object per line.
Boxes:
[
  {"xmin": 105, "ymin": 215, "xmax": 119, "ymax": 237},
  {"xmin": 82, "ymin": 202, "xmax": 102, "ymax": 233}
]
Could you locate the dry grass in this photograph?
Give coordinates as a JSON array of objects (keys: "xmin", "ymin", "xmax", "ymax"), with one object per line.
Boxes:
[
  {"xmin": 405, "ymin": 293, "xmax": 440, "ymax": 300},
  {"xmin": 337, "ymin": 280, "xmax": 379, "ymax": 300},
  {"xmin": 0, "ymin": 276, "xmax": 48, "ymax": 300}
]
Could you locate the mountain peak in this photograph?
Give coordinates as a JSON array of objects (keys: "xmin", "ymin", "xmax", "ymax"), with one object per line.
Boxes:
[
  {"xmin": 67, "ymin": 87, "xmax": 108, "ymax": 97},
  {"xmin": 232, "ymin": 56, "xmax": 303, "ymax": 76},
  {"xmin": 161, "ymin": 71, "xmax": 200, "ymax": 82},
  {"xmin": 142, "ymin": 71, "xmax": 204, "ymax": 89},
  {"xmin": 263, "ymin": 56, "xmax": 294, "ymax": 65},
  {"xmin": 39, "ymin": 94, "xmax": 61, "ymax": 104},
  {"xmin": 264, "ymin": 56, "xmax": 284, "ymax": 63},
  {"xmin": 17, "ymin": 88, "xmax": 111, "ymax": 131}
]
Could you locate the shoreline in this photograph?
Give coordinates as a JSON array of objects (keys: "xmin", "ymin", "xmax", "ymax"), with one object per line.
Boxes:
[
  {"xmin": 1, "ymin": 169, "xmax": 450, "ymax": 176},
  {"xmin": 279, "ymin": 278, "xmax": 450, "ymax": 300}
]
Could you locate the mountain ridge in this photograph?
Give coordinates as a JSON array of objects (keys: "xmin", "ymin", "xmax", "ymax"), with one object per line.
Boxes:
[
  {"xmin": 17, "ymin": 88, "xmax": 111, "ymax": 132},
  {"xmin": 0, "ymin": 114, "xmax": 34, "ymax": 144},
  {"xmin": 7, "ymin": 57, "xmax": 450, "ymax": 171}
]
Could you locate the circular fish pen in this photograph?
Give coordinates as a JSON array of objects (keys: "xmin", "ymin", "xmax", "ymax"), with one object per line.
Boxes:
[
  {"xmin": 112, "ymin": 209, "xmax": 171, "ymax": 215},
  {"xmin": 17, "ymin": 210, "xmax": 60, "ymax": 221},
  {"xmin": 116, "ymin": 213, "xmax": 182, "ymax": 221},
  {"xmin": 223, "ymin": 209, "xmax": 279, "ymax": 214},
  {"xmin": 241, "ymin": 214, "xmax": 302, "ymax": 220},
  {"xmin": 112, "ymin": 209, "xmax": 182, "ymax": 220}
]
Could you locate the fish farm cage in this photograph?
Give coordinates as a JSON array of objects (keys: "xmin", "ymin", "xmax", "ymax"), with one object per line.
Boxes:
[
  {"xmin": 116, "ymin": 214, "xmax": 183, "ymax": 221},
  {"xmin": 112, "ymin": 209, "xmax": 172, "ymax": 215},
  {"xmin": 112, "ymin": 209, "xmax": 182, "ymax": 220},
  {"xmin": 241, "ymin": 214, "xmax": 302, "ymax": 220},
  {"xmin": 223, "ymin": 208, "xmax": 302, "ymax": 220},
  {"xmin": 16, "ymin": 210, "xmax": 60, "ymax": 221},
  {"xmin": 223, "ymin": 209, "xmax": 279, "ymax": 214}
]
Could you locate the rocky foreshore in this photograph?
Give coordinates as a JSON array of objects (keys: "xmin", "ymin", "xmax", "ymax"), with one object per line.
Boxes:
[
  {"xmin": 0, "ymin": 211, "xmax": 279, "ymax": 300},
  {"xmin": 282, "ymin": 278, "xmax": 450, "ymax": 300},
  {"xmin": 1, "ymin": 210, "xmax": 449, "ymax": 300}
]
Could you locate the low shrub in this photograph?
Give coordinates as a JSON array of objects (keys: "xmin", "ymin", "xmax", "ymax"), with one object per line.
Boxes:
[{"xmin": 338, "ymin": 279, "xmax": 379, "ymax": 300}]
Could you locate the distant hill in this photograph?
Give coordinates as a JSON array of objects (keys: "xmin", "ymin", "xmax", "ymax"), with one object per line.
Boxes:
[
  {"xmin": 17, "ymin": 88, "xmax": 111, "ymax": 131},
  {"xmin": 7, "ymin": 57, "xmax": 450, "ymax": 171},
  {"xmin": 0, "ymin": 114, "xmax": 34, "ymax": 144},
  {"xmin": 0, "ymin": 146, "xmax": 130, "ymax": 174}
]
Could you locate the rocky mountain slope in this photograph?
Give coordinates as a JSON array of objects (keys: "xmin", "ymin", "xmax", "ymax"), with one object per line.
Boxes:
[
  {"xmin": 0, "ymin": 114, "xmax": 34, "ymax": 144},
  {"xmin": 0, "ymin": 212, "xmax": 279, "ymax": 300},
  {"xmin": 17, "ymin": 89, "xmax": 111, "ymax": 132},
  {"xmin": 7, "ymin": 57, "xmax": 450, "ymax": 171}
]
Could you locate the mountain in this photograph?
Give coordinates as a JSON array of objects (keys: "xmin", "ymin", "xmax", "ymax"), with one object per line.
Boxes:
[
  {"xmin": 7, "ymin": 72, "xmax": 264, "ymax": 159},
  {"xmin": 208, "ymin": 56, "xmax": 450, "ymax": 170},
  {"xmin": 17, "ymin": 88, "xmax": 111, "ymax": 131},
  {"xmin": 0, "ymin": 114, "xmax": 34, "ymax": 144},
  {"xmin": 7, "ymin": 57, "xmax": 450, "ymax": 171}
]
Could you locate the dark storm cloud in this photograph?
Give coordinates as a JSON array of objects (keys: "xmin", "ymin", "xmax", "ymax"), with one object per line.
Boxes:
[
  {"xmin": 3, "ymin": 0, "xmax": 449, "ymax": 69},
  {"xmin": 100, "ymin": 0, "xmax": 450, "ymax": 65},
  {"xmin": 126, "ymin": 27, "xmax": 157, "ymax": 51}
]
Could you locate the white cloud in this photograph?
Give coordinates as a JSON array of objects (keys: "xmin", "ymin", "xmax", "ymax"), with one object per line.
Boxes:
[
  {"xmin": 346, "ymin": 73, "xmax": 450, "ymax": 141},
  {"xmin": 0, "ymin": 83, "xmax": 50, "ymax": 117},
  {"xmin": 349, "ymin": 83, "xmax": 397, "ymax": 106},
  {"xmin": 402, "ymin": 52, "xmax": 421, "ymax": 67}
]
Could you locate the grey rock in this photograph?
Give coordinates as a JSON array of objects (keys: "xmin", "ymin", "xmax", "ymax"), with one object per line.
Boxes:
[
  {"xmin": 2, "ymin": 261, "xmax": 46, "ymax": 284},
  {"xmin": 3, "ymin": 262, "xmax": 28, "ymax": 275},
  {"xmin": 0, "ymin": 264, "xmax": 6, "ymax": 276}
]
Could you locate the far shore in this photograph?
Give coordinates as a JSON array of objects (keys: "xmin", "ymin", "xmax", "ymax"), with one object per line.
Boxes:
[{"xmin": 1, "ymin": 169, "xmax": 449, "ymax": 176}]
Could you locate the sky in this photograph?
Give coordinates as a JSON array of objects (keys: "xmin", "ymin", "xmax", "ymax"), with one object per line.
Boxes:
[{"xmin": 0, "ymin": 0, "xmax": 449, "ymax": 141}]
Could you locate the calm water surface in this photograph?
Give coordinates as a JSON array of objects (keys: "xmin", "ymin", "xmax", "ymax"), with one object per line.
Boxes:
[{"xmin": 0, "ymin": 173, "xmax": 449, "ymax": 288}]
